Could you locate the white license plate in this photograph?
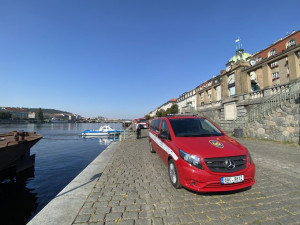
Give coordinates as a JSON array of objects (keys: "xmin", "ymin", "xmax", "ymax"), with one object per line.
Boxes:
[{"xmin": 221, "ymin": 175, "xmax": 244, "ymax": 184}]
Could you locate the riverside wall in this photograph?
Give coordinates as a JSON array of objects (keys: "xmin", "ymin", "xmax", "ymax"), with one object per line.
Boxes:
[{"xmin": 197, "ymin": 94, "xmax": 300, "ymax": 144}]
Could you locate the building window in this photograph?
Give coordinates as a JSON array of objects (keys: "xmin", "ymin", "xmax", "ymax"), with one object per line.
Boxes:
[
  {"xmin": 250, "ymin": 71, "xmax": 256, "ymax": 81},
  {"xmin": 268, "ymin": 49, "xmax": 277, "ymax": 57},
  {"xmin": 286, "ymin": 39, "xmax": 296, "ymax": 48},
  {"xmin": 270, "ymin": 61, "xmax": 278, "ymax": 68},
  {"xmin": 200, "ymin": 93, "xmax": 204, "ymax": 105},
  {"xmin": 215, "ymin": 85, "xmax": 221, "ymax": 101},
  {"xmin": 250, "ymin": 71, "xmax": 260, "ymax": 91},
  {"xmin": 228, "ymin": 74, "xmax": 235, "ymax": 96},
  {"xmin": 207, "ymin": 90, "xmax": 212, "ymax": 103},
  {"xmin": 272, "ymin": 72, "xmax": 279, "ymax": 81},
  {"xmin": 257, "ymin": 56, "xmax": 263, "ymax": 62}
]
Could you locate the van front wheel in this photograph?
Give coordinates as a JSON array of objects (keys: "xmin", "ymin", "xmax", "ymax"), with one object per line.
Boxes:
[
  {"xmin": 149, "ymin": 141, "xmax": 155, "ymax": 153},
  {"xmin": 168, "ymin": 159, "xmax": 181, "ymax": 189}
]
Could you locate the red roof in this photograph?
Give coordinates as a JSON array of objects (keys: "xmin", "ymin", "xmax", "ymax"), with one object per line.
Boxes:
[
  {"xmin": 3, "ymin": 107, "xmax": 27, "ymax": 113},
  {"xmin": 253, "ymin": 30, "xmax": 300, "ymax": 59}
]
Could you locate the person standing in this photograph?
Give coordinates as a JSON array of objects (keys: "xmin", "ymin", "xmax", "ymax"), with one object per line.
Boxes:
[{"xmin": 136, "ymin": 123, "xmax": 141, "ymax": 139}]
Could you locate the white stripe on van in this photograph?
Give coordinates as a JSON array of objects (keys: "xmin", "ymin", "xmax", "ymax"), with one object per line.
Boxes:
[{"xmin": 149, "ymin": 132, "xmax": 178, "ymax": 161}]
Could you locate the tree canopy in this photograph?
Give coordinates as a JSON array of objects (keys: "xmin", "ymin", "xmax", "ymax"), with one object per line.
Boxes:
[
  {"xmin": 36, "ymin": 108, "xmax": 44, "ymax": 122},
  {"xmin": 154, "ymin": 104, "xmax": 179, "ymax": 117}
]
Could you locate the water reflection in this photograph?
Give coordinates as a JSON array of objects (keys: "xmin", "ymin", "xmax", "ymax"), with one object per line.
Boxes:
[
  {"xmin": 82, "ymin": 136, "xmax": 119, "ymax": 146},
  {"xmin": 0, "ymin": 169, "xmax": 37, "ymax": 225},
  {"xmin": 0, "ymin": 123, "xmax": 121, "ymax": 225}
]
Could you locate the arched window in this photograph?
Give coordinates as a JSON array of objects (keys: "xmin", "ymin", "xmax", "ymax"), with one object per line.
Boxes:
[
  {"xmin": 268, "ymin": 49, "xmax": 277, "ymax": 57},
  {"xmin": 286, "ymin": 39, "xmax": 296, "ymax": 48}
]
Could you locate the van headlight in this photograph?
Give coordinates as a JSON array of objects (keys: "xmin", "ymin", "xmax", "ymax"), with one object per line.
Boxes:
[{"xmin": 179, "ymin": 149, "xmax": 203, "ymax": 169}]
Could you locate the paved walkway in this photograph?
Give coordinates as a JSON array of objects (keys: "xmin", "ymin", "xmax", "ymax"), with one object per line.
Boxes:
[{"xmin": 71, "ymin": 130, "xmax": 300, "ymax": 225}]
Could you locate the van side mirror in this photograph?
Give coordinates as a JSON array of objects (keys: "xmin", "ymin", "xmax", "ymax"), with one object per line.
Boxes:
[{"xmin": 158, "ymin": 132, "xmax": 170, "ymax": 140}]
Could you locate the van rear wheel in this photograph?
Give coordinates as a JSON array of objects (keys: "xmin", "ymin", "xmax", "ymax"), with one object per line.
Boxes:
[{"xmin": 168, "ymin": 159, "xmax": 181, "ymax": 189}]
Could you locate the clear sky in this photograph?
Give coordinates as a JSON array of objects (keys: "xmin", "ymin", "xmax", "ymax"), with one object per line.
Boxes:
[{"xmin": 0, "ymin": 0, "xmax": 299, "ymax": 119}]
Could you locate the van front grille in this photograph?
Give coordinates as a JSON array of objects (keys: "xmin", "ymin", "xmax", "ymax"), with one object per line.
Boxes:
[{"xmin": 204, "ymin": 155, "xmax": 246, "ymax": 173}]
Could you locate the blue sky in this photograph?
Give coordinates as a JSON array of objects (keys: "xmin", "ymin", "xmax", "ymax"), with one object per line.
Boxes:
[{"xmin": 0, "ymin": 0, "xmax": 299, "ymax": 119}]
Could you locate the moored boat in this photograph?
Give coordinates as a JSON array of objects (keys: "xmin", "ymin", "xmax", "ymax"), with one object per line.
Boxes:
[
  {"xmin": 81, "ymin": 125, "xmax": 123, "ymax": 136},
  {"xmin": 0, "ymin": 131, "xmax": 42, "ymax": 181}
]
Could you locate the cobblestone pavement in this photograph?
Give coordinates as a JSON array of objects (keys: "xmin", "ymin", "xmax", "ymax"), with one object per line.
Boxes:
[{"xmin": 73, "ymin": 130, "xmax": 300, "ymax": 225}]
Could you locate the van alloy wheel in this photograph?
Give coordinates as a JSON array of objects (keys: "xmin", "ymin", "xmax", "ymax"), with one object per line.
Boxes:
[
  {"xmin": 149, "ymin": 141, "xmax": 155, "ymax": 153},
  {"xmin": 168, "ymin": 159, "xmax": 181, "ymax": 189}
]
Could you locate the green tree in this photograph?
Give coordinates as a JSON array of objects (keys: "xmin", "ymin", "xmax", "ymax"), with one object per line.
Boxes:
[
  {"xmin": 0, "ymin": 112, "xmax": 11, "ymax": 119},
  {"xmin": 144, "ymin": 114, "xmax": 151, "ymax": 120},
  {"xmin": 36, "ymin": 108, "xmax": 44, "ymax": 122},
  {"xmin": 169, "ymin": 104, "xmax": 179, "ymax": 114},
  {"xmin": 156, "ymin": 109, "xmax": 166, "ymax": 117}
]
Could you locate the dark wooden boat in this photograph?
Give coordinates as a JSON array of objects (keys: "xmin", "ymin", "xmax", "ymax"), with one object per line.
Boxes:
[{"xmin": 0, "ymin": 131, "xmax": 42, "ymax": 181}]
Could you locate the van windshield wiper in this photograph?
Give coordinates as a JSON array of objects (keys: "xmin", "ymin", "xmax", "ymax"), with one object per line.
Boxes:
[{"xmin": 177, "ymin": 133, "xmax": 223, "ymax": 137}]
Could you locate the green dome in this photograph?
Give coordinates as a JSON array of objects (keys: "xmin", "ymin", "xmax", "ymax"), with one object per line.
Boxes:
[{"xmin": 229, "ymin": 49, "xmax": 252, "ymax": 64}]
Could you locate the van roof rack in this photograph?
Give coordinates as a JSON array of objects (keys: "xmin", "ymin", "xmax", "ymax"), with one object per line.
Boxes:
[{"xmin": 166, "ymin": 114, "xmax": 198, "ymax": 117}]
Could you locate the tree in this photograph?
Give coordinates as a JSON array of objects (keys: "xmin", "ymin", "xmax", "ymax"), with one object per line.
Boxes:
[
  {"xmin": 169, "ymin": 104, "xmax": 179, "ymax": 114},
  {"xmin": 36, "ymin": 108, "xmax": 44, "ymax": 122},
  {"xmin": 0, "ymin": 112, "xmax": 11, "ymax": 119},
  {"xmin": 156, "ymin": 109, "xmax": 165, "ymax": 117},
  {"xmin": 144, "ymin": 114, "xmax": 151, "ymax": 120}
]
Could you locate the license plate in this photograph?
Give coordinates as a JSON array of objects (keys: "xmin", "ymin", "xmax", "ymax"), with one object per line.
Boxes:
[{"xmin": 221, "ymin": 175, "xmax": 244, "ymax": 184}]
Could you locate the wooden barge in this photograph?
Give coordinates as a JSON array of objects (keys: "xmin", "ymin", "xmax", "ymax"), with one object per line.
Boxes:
[{"xmin": 0, "ymin": 131, "xmax": 42, "ymax": 181}]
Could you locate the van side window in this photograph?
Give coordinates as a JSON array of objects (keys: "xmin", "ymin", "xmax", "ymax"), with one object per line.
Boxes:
[
  {"xmin": 150, "ymin": 119, "xmax": 161, "ymax": 133},
  {"xmin": 161, "ymin": 120, "xmax": 171, "ymax": 140}
]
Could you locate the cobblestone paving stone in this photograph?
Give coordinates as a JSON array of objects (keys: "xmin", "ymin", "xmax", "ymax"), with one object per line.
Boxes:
[{"xmin": 73, "ymin": 130, "xmax": 300, "ymax": 225}]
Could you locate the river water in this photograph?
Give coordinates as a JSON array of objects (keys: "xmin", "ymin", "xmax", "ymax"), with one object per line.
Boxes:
[{"xmin": 0, "ymin": 123, "xmax": 122, "ymax": 225}]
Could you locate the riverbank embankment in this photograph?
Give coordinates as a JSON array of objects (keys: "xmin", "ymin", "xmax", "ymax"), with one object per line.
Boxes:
[{"xmin": 28, "ymin": 129, "xmax": 300, "ymax": 225}]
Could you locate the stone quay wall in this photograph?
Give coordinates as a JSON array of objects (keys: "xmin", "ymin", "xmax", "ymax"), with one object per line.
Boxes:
[
  {"xmin": 243, "ymin": 99, "xmax": 299, "ymax": 144},
  {"xmin": 197, "ymin": 94, "xmax": 300, "ymax": 144}
]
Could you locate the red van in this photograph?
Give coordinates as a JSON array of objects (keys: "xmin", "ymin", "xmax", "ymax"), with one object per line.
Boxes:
[
  {"xmin": 133, "ymin": 118, "xmax": 149, "ymax": 129},
  {"xmin": 148, "ymin": 114, "xmax": 255, "ymax": 192}
]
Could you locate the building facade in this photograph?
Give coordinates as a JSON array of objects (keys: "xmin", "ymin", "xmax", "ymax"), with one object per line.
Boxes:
[
  {"xmin": 152, "ymin": 31, "xmax": 300, "ymax": 143},
  {"xmin": 149, "ymin": 98, "xmax": 177, "ymax": 117}
]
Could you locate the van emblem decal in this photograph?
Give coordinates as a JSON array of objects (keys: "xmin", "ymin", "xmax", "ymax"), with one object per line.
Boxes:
[{"xmin": 209, "ymin": 140, "xmax": 223, "ymax": 148}]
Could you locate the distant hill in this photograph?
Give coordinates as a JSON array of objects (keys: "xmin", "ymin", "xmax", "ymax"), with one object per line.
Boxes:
[
  {"xmin": 1, "ymin": 107, "xmax": 72, "ymax": 115},
  {"xmin": 23, "ymin": 108, "xmax": 72, "ymax": 114}
]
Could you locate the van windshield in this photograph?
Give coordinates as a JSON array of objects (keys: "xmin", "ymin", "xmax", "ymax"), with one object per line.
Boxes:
[{"xmin": 169, "ymin": 118, "xmax": 223, "ymax": 137}]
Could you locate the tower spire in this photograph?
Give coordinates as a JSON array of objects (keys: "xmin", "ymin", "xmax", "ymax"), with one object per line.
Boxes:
[{"xmin": 235, "ymin": 37, "xmax": 242, "ymax": 50}]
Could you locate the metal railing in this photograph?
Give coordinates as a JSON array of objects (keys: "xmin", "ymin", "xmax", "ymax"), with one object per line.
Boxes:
[
  {"xmin": 119, "ymin": 125, "xmax": 136, "ymax": 141},
  {"xmin": 234, "ymin": 79, "xmax": 300, "ymax": 128}
]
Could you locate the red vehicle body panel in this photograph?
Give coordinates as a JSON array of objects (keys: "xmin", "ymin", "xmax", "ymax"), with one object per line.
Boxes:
[{"xmin": 149, "ymin": 116, "xmax": 255, "ymax": 193}]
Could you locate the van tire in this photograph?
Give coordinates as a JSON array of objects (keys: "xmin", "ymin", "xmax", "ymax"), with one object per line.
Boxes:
[{"xmin": 168, "ymin": 159, "xmax": 181, "ymax": 189}]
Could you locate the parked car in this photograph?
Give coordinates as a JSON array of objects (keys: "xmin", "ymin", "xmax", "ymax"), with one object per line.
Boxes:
[
  {"xmin": 148, "ymin": 114, "xmax": 255, "ymax": 192},
  {"xmin": 133, "ymin": 118, "xmax": 149, "ymax": 129}
]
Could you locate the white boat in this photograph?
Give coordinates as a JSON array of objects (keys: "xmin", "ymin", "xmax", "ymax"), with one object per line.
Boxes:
[{"xmin": 81, "ymin": 125, "xmax": 123, "ymax": 136}]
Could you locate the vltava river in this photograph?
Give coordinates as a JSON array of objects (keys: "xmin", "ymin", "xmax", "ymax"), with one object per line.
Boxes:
[{"xmin": 0, "ymin": 122, "xmax": 122, "ymax": 225}]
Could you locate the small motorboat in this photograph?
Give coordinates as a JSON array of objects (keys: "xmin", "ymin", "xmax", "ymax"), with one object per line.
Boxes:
[{"xmin": 81, "ymin": 125, "xmax": 123, "ymax": 136}]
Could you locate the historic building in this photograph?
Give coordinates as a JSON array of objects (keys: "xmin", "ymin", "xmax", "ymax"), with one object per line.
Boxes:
[
  {"xmin": 245, "ymin": 31, "xmax": 300, "ymax": 90},
  {"xmin": 149, "ymin": 98, "xmax": 177, "ymax": 117},
  {"xmin": 176, "ymin": 31, "xmax": 300, "ymax": 113},
  {"xmin": 152, "ymin": 30, "xmax": 300, "ymax": 143}
]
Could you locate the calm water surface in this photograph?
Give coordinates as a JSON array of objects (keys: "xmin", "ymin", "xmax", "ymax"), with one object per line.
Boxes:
[{"xmin": 0, "ymin": 123, "xmax": 122, "ymax": 225}]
